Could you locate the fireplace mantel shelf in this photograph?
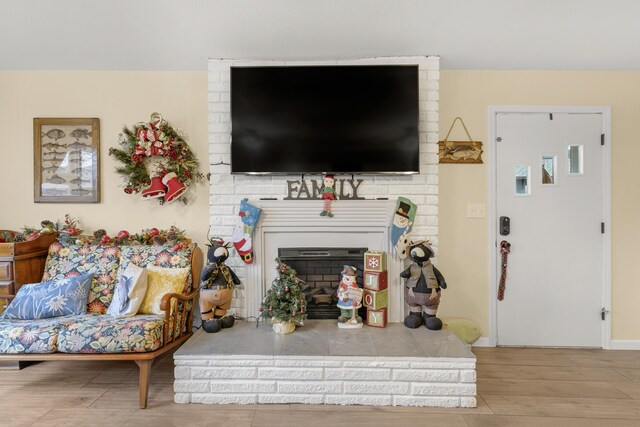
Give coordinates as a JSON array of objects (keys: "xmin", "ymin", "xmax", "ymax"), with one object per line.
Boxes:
[
  {"xmin": 246, "ymin": 199, "xmax": 405, "ymax": 322},
  {"xmin": 254, "ymin": 199, "xmax": 395, "ymax": 228}
]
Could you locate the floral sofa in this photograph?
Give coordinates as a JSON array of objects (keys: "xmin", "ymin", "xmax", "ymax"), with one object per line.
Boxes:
[{"xmin": 0, "ymin": 242, "xmax": 203, "ymax": 408}]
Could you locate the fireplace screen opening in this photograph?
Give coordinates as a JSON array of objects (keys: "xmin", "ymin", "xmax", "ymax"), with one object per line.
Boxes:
[{"xmin": 278, "ymin": 247, "xmax": 368, "ymax": 320}]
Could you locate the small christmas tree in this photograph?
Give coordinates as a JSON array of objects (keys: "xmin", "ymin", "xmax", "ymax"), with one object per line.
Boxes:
[{"xmin": 260, "ymin": 258, "xmax": 307, "ymax": 326}]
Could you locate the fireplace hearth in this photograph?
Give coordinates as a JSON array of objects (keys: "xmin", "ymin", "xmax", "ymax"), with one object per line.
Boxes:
[{"xmin": 278, "ymin": 247, "xmax": 367, "ymax": 320}]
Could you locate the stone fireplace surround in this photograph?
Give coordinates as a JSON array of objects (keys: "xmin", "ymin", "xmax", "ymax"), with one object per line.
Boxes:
[{"xmin": 175, "ymin": 56, "xmax": 476, "ymax": 409}]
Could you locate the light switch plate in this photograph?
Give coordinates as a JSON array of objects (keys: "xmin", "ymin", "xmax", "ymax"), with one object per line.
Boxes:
[{"xmin": 466, "ymin": 203, "xmax": 486, "ymax": 218}]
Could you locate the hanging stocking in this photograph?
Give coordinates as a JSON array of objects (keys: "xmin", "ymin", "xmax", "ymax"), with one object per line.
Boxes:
[
  {"xmin": 390, "ymin": 197, "xmax": 417, "ymax": 259},
  {"xmin": 232, "ymin": 198, "xmax": 262, "ymax": 264}
]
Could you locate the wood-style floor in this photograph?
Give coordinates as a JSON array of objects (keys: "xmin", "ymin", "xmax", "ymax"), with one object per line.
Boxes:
[{"xmin": 2, "ymin": 347, "xmax": 640, "ymax": 426}]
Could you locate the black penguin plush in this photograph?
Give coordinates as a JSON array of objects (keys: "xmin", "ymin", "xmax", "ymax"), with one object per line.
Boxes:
[{"xmin": 400, "ymin": 240, "xmax": 447, "ymax": 330}]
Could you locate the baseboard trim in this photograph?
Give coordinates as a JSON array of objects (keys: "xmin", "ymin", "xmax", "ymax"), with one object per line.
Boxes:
[
  {"xmin": 472, "ymin": 337, "xmax": 493, "ymax": 347},
  {"xmin": 611, "ymin": 340, "xmax": 640, "ymax": 350}
]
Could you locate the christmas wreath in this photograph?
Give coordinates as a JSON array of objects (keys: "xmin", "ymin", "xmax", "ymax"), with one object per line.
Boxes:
[{"xmin": 109, "ymin": 112, "xmax": 204, "ymax": 204}]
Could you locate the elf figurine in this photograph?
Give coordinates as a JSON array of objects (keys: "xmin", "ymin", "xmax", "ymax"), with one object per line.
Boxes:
[
  {"xmin": 320, "ymin": 174, "xmax": 337, "ymax": 217},
  {"xmin": 337, "ymin": 265, "xmax": 363, "ymax": 328}
]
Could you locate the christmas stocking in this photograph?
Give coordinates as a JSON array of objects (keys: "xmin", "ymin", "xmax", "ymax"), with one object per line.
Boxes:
[
  {"xmin": 232, "ymin": 198, "xmax": 262, "ymax": 264},
  {"xmin": 390, "ymin": 197, "xmax": 417, "ymax": 259}
]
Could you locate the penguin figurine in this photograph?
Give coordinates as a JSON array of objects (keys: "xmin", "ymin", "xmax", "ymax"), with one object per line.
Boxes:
[{"xmin": 400, "ymin": 239, "xmax": 447, "ymax": 330}]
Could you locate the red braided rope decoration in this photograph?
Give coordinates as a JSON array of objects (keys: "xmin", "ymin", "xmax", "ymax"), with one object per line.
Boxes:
[{"xmin": 497, "ymin": 240, "xmax": 511, "ymax": 301}]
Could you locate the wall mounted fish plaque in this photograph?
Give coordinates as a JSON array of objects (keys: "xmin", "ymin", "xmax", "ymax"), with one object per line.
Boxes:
[
  {"xmin": 438, "ymin": 117, "xmax": 483, "ymax": 164},
  {"xmin": 34, "ymin": 118, "xmax": 100, "ymax": 203}
]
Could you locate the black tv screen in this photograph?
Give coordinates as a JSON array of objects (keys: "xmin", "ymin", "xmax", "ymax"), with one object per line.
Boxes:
[{"xmin": 230, "ymin": 65, "xmax": 419, "ymax": 174}]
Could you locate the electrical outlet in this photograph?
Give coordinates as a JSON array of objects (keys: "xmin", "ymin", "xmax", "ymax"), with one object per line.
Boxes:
[{"xmin": 466, "ymin": 203, "xmax": 486, "ymax": 218}]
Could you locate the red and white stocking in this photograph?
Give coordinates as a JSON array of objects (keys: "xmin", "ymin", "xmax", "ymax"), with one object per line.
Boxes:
[{"xmin": 231, "ymin": 198, "xmax": 262, "ymax": 264}]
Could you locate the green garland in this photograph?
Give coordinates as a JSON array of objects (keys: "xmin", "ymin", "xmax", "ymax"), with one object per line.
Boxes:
[{"xmin": 108, "ymin": 112, "xmax": 204, "ymax": 205}]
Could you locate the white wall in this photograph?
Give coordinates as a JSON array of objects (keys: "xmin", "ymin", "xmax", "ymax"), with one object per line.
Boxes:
[{"xmin": 0, "ymin": 72, "xmax": 210, "ymax": 250}]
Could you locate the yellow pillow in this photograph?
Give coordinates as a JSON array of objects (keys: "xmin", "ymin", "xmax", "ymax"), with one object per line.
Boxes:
[{"xmin": 139, "ymin": 266, "xmax": 189, "ymax": 315}]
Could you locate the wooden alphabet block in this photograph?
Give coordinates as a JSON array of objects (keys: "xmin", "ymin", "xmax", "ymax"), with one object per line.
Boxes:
[
  {"xmin": 363, "ymin": 288, "xmax": 388, "ymax": 310},
  {"xmin": 364, "ymin": 271, "xmax": 388, "ymax": 291},
  {"xmin": 364, "ymin": 251, "xmax": 387, "ymax": 273},
  {"xmin": 366, "ymin": 308, "xmax": 388, "ymax": 328}
]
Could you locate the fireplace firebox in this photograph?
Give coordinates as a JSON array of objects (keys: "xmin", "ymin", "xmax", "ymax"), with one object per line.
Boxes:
[{"xmin": 278, "ymin": 247, "xmax": 367, "ymax": 320}]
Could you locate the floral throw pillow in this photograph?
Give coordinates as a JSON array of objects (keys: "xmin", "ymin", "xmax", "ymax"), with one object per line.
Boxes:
[
  {"xmin": 119, "ymin": 244, "xmax": 195, "ymax": 293},
  {"xmin": 42, "ymin": 244, "xmax": 121, "ymax": 314},
  {"xmin": 2, "ymin": 274, "xmax": 93, "ymax": 320},
  {"xmin": 138, "ymin": 266, "xmax": 189, "ymax": 315},
  {"xmin": 107, "ymin": 263, "xmax": 148, "ymax": 317}
]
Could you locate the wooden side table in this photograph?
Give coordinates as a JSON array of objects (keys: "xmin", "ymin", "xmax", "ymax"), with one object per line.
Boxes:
[{"xmin": 0, "ymin": 231, "xmax": 58, "ymax": 313}]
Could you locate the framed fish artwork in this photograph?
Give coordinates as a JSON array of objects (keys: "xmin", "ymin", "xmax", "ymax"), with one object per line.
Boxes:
[{"xmin": 34, "ymin": 118, "xmax": 100, "ymax": 203}]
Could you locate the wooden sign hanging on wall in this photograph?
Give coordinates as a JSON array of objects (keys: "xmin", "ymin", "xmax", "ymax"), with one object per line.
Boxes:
[{"xmin": 438, "ymin": 117, "xmax": 483, "ymax": 164}]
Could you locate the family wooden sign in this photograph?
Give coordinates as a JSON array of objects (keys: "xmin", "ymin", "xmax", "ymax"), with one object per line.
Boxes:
[{"xmin": 284, "ymin": 178, "xmax": 365, "ymax": 200}]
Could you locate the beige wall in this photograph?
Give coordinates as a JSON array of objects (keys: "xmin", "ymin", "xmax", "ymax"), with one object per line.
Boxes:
[
  {"xmin": 437, "ymin": 71, "xmax": 640, "ymax": 341},
  {"xmin": 2, "ymin": 70, "xmax": 639, "ymax": 341},
  {"xmin": 0, "ymin": 72, "xmax": 210, "ymax": 250}
]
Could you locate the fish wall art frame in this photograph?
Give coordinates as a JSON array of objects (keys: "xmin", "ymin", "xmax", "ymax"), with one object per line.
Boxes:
[{"xmin": 34, "ymin": 118, "xmax": 100, "ymax": 203}]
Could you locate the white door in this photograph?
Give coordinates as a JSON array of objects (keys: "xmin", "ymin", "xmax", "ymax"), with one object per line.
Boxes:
[{"xmin": 496, "ymin": 112, "xmax": 604, "ymax": 347}]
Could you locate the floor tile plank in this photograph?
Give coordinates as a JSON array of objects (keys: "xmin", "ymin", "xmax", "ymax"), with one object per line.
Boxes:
[
  {"xmin": 478, "ymin": 378, "xmax": 630, "ymax": 399},
  {"xmin": 477, "ymin": 364, "xmax": 629, "ymax": 382},
  {"xmin": 482, "ymin": 394, "xmax": 640, "ymax": 419},
  {"xmin": 464, "ymin": 414, "xmax": 640, "ymax": 427},
  {"xmin": 250, "ymin": 410, "xmax": 469, "ymax": 427}
]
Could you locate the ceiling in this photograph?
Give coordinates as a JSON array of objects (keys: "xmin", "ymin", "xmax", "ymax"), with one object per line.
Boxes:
[{"xmin": 2, "ymin": 0, "xmax": 639, "ymax": 71}]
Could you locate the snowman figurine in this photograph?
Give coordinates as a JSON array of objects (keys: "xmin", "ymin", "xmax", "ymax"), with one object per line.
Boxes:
[{"xmin": 336, "ymin": 265, "xmax": 363, "ymax": 329}]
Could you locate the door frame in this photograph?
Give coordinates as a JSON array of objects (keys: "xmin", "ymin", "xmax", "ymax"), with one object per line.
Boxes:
[{"xmin": 487, "ymin": 105, "xmax": 612, "ymax": 348}]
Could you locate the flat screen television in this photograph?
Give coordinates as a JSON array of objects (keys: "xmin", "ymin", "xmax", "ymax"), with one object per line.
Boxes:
[{"xmin": 230, "ymin": 65, "xmax": 419, "ymax": 174}]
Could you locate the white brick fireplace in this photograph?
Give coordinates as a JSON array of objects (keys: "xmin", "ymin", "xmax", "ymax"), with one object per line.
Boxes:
[
  {"xmin": 180, "ymin": 57, "xmax": 476, "ymax": 409},
  {"xmin": 208, "ymin": 56, "xmax": 440, "ymax": 317}
]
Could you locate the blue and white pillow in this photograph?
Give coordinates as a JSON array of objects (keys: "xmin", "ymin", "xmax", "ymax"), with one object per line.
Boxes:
[
  {"xmin": 2, "ymin": 274, "xmax": 93, "ymax": 320},
  {"xmin": 107, "ymin": 263, "xmax": 148, "ymax": 317}
]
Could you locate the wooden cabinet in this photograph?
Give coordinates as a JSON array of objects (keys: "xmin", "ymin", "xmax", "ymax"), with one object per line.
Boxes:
[{"xmin": 0, "ymin": 231, "xmax": 57, "ymax": 313}]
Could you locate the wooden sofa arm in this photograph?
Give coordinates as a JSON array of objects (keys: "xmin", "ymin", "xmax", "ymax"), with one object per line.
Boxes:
[
  {"xmin": 159, "ymin": 289, "xmax": 198, "ymax": 311},
  {"xmin": 159, "ymin": 289, "xmax": 199, "ymax": 344}
]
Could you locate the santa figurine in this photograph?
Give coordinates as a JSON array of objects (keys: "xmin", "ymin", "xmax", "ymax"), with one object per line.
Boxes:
[
  {"xmin": 320, "ymin": 174, "xmax": 337, "ymax": 217},
  {"xmin": 337, "ymin": 265, "xmax": 363, "ymax": 328}
]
